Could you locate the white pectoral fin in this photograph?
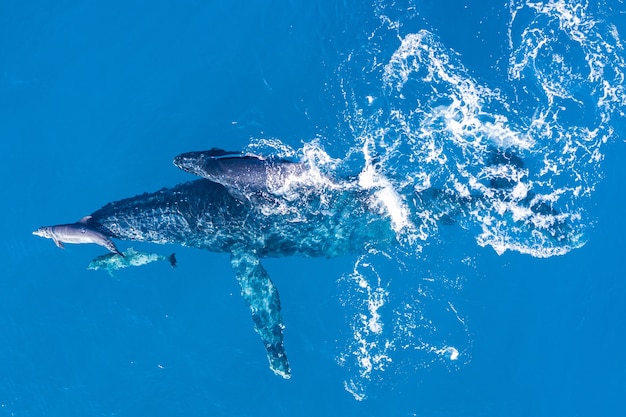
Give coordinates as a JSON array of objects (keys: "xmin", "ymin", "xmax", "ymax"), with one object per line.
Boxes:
[
  {"xmin": 52, "ymin": 237, "xmax": 64, "ymax": 249},
  {"xmin": 230, "ymin": 249, "xmax": 291, "ymax": 379}
]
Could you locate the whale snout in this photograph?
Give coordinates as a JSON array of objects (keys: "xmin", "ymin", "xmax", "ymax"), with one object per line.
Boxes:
[
  {"xmin": 173, "ymin": 149, "xmax": 241, "ymax": 177},
  {"xmin": 172, "ymin": 154, "xmax": 184, "ymax": 166},
  {"xmin": 173, "ymin": 152, "xmax": 212, "ymax": 179},
  {"xmin": 32, "ymin": 227, "xmax": 50, "ymax": 238},
  {"xmin": 173, "ymin": 152, "xmax": 200, "ymax": 172}
]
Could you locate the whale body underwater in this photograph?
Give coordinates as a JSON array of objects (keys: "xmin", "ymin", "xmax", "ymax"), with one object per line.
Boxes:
[{"xmin": 33, "ymin": 149, "xmax": 397, "ymax": 378}]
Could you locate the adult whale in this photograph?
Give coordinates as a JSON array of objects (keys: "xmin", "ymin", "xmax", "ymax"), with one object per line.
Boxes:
[{"xmin": 35, "ymin": 150, "xmax": 396, "ymax": 378}]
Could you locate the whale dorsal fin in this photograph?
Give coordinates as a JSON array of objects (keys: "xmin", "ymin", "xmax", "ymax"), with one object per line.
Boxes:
[{"xmin": 230, "ymin": 248, "xmax": 291, "ymax": 379}]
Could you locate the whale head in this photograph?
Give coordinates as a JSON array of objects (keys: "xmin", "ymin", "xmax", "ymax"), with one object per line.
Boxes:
[
  {"xmin": 174, "ymin": 148, "xmax": 244, "ymax": 177},
  {"xmin": 173, "ymin": 151, "xmax": 212, "ymax": 177},
  {"xmin": 32, "ymin": 226, "xmax": 53, "ymax": 239}
]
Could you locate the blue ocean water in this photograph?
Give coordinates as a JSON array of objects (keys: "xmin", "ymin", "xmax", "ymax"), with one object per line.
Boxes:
[{"xmin": 1, "ymin": 0, "xmax": 625, "ymax": 416}]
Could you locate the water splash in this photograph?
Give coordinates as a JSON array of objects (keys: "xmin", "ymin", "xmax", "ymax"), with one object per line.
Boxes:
[
  {"xmin": 337, "ymin": 248, "xmax": 471, "ymax": 400},
  {"xmin": 337, "ymin": 251, "xmax": 394, "ymax": 399},
  {"xmin": 332, "ymin": 0, "xmax": 625, "ymax": 399}
]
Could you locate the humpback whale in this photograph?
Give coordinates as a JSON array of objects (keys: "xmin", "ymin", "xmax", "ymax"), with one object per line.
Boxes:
[
  {"xmin": 33, "ymin": 216, "xmax": 123, "ymax": 256},
  {"xmin": 34, "ymin": 150, "xmax": 394, "ymax": 379}
]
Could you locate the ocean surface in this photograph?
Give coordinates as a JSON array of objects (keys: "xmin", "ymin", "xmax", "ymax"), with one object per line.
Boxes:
[{"xmin": 1, "ymin": 0, "xmax": 625, "ymax": 416}]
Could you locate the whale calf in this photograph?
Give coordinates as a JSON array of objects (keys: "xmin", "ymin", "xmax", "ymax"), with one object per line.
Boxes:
[{"xmin": 33, "ymin": 216, "xmax": 123, "ymax": 256}]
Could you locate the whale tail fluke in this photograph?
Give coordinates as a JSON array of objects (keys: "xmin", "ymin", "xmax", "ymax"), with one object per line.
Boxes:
[{"xmin": 167, "ymin": 253, "xmax": 177, "ymax": 268}]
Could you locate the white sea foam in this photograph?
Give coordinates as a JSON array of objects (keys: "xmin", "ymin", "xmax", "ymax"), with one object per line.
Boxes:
[
  {"xmin": 346, "ymin": 4, "xmax": 622, "ymax": 258},
  {"xmin": 335, "ymin": 0, "xmax": 624, "ymax": 399}
]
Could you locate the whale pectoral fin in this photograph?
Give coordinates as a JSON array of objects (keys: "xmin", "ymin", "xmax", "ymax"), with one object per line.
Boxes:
[
  {"xmin": 52, "ymin": 237, "xmax": 64, "ymax": 249},
  {"xmin": 230, "ymin": 249, "xmax": 291, "ymax": 379},
  {"xmin": 102, "ymin": 238, "xmax": 124, "ymax": 257}
]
